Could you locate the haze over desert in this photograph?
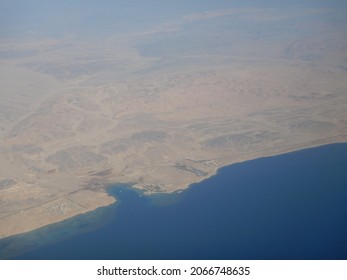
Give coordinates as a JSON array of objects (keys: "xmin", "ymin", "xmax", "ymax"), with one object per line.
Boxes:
[{"xmin": 1, "ymin": 0, "xmax": 347, "ymax": 239}]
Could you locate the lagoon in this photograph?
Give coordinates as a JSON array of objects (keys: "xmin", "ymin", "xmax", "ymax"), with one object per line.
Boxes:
[{"xmin": 1, "ymin": 143, "xmax": 347, "ymax": 259}]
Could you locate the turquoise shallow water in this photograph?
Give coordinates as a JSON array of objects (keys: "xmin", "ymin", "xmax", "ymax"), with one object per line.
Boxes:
[{"xmin": 1, "ymin": 143, "xmax": 347, "ymax": 259}]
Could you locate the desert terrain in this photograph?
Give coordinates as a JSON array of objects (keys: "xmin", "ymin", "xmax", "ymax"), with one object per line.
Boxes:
[{"xmin": 1, "ymin": 4, "xmax": 347, "ymax": 238}]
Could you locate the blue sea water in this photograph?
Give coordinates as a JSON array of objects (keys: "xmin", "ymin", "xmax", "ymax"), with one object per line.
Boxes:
[{"xmin": 1, "ymin": 143, "xmax": 347, "ymax": 259}]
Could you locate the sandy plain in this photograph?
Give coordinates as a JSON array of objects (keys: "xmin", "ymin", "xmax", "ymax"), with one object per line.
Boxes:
[{"xmin": 1, "ymin": 6, "xmax": 347, "ymax": 238}]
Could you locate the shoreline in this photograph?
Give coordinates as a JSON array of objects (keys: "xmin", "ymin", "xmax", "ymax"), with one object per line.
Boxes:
[
  {"xmin": 2, "ymin": 141, "xmax": 346, "ymax": 260},
  {"xmin": 0, "ymin": 190, "xmax": 116, "ymax": 240},
  {"xmin": 1, "ymin": 137, "xmax": 346, "ymax": 242}
]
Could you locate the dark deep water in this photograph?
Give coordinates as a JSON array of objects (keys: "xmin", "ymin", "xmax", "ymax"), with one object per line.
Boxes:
[{"xmin": 1, "ymin": 143, "xmax": 347, "ymax": 260}]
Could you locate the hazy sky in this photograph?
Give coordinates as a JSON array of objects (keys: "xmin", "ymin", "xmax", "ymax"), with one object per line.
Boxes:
[{"xmin": 1, "ymin": 0, "xmax": 347, "ymax": 39}]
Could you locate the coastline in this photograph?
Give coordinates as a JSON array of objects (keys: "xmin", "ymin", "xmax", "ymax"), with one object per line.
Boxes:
[
  {"xmin": 1, "ymin": 135, "xmax": 346, "ymax": 241},
  {"xmin": 0, "ymin": 190, "xmax": 115, "ymax": 240},
  {"xmin": 5, "ymin": 141, "xmax": 347, "ymax": 260}
]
